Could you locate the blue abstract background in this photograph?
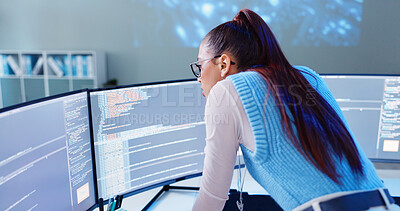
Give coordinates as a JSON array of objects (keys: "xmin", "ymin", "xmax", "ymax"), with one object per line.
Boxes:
[{"xmin": 131, "ymin": 0, "xmax": 363, "ymax": 47}]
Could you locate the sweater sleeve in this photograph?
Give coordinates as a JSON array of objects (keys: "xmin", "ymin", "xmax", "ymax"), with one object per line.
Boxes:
[{"xmin": 192, "ymin": 81, "xmax": 241, "ymax": 211}]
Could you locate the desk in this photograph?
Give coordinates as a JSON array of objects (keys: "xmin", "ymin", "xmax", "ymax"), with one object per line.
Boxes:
[{"xmin": 98, "ymin": 165, "xmax": 400, "ymax": 211}]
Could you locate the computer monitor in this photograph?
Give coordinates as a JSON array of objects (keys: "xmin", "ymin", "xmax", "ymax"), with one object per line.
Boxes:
[
  {"xmin": 321, "ymin": 74, "xmax": 400, "ymax": 162},
  {"xmin": 0, "ymin": 90, "xmax": 97, "ymax": 211},
  {"xmin": 89, "ymin": 79, "xmax": 206, "ymax": 199}
]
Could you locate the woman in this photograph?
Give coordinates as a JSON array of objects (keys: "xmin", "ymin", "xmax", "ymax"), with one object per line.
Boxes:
[{"xmin": 190, "ymin": 9, "xmax": 399, "ymax": 211}]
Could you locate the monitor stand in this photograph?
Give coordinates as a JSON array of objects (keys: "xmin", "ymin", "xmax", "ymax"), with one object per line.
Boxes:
[{"xmin": 141, "ymin": 185, "xmax": 200, "ymax": 211}]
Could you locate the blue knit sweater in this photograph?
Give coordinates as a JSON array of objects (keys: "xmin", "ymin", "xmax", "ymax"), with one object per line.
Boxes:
[{"xmin": 227, "ymin": 66, "xmax": 383, "ymax": 210}]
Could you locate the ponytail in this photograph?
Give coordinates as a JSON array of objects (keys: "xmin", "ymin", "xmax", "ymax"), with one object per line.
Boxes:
[{"xmin": 205, "ymin": 9, "xmax": 364, "ymax": 183}]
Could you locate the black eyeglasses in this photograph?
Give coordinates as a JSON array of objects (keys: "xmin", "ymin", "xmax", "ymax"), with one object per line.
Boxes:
[{"xmin": 189, "ymin": 55, "xmax": 236, "ymax": 78}]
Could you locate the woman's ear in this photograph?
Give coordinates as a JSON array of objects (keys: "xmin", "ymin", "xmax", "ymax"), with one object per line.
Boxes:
[{"xmin": 219, "ymin": 54, "xmax": 233, "ymax": 79}]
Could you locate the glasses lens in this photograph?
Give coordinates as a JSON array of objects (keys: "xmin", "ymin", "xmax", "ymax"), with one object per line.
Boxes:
[{"xmin": 190, "ymin": 63, "xmax": 201, "ymax": 77}]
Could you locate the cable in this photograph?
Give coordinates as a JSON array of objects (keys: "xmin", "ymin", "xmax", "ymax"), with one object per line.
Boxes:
[{"xmin": 236, "ymin": 152, "xmax": 246, "ymax": 211}]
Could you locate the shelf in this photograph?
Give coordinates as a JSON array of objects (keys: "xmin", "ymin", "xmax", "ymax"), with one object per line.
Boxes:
[
  {"xmin": 0, "ymin": 78, "xmax": 22, "ymax": 108},
  {"xmin": 73, "ymin": 79, "xmax": 95, "ymax": 90},
  {"xmin": 49, "ymin": 78, "xmax": 70, "ymax": 96},
  {"xmin": 24, "ymin": 78, "xmax": 45, "ymax": 102},
  {"xmin": 0, "ymin": 50, "xmax": 106, "ymax": 109}
]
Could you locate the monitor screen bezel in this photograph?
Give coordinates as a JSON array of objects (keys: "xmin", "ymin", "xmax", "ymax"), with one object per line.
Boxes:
[
  {"xmin": 0, "ymin": 89, "xmax": 99, "ymax": 211},
  {"xmin": 319, "ymin": 73, "xmax": 400, "ymax": 163},
  {"xmin": 88, "ymin": 78, "xmax": 206, "ymax": 201},
  {"xmin": 0, "ymin": 89, "xmax": 87, "ymax": 113},
  {"xmin": 90, "ymin": 78, "xmax": 196, "ymax": 93}
]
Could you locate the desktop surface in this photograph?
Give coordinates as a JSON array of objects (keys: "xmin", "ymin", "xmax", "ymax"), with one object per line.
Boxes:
[{"xmin": 95, "ymin": 166, "xmax": 400, "ymax": 211}]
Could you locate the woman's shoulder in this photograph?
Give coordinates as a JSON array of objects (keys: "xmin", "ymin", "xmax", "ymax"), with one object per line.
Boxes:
[
  {"xmin": 227, "ymin": 70, "xmax": 261, "ymax": 82},
  {"xmin": 206, "ymin": 79, "xmax": 241, "ymax": 114},
  {"xmin": 226, "ymin": 71, "xmax": 267, "ymax": 92},
  {"xmin": 210, "ymin": 79, "xmax": 238, "ymax": 98}
]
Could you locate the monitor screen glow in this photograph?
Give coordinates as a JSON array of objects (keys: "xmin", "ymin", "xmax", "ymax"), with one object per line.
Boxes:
[
  {"xmin": 90, "ymin": 80, "xmax": 207, "ymax": 199},
  {"xmin": 321, "ymin": 75, "xmax": 400, "ymax": 162},
  {"xmin": 0, "ymin": 91, "xmax": 97, "ymax": 211}
]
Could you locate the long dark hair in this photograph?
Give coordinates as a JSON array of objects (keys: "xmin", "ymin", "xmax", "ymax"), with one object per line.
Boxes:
[{"xmin": 205, "ymin": 9, "xmax": 363, "ymax": 183}]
